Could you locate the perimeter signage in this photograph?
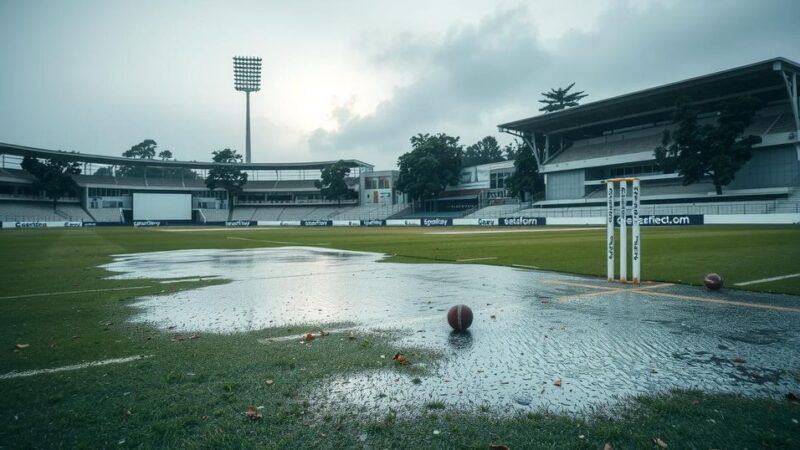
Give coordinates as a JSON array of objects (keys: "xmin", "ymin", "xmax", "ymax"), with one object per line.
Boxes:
[
  {"xmin": 301, "ymin": 220, "xmax": 333, "ymax": 227},
  {"xmin": 225, "ymin": 220, "xmax": 256, "ymax": 227},
  {"xmin": 614, "ymin": 215, "xmax": 704, "ymax": 226},
  {"xmin": 360, "ymin": 219, "xmax": 386, "ymax": 227},
  {"xmin": 498, "ymin": 217, "xmax": 546, "ymax": 226},
  {"xmin": 421, "ymin": 218, "xmax": 452, "ymax": 226},
  {"xmin": 133, "ymin": 220, "xmax": 161, "ymax": 227}
]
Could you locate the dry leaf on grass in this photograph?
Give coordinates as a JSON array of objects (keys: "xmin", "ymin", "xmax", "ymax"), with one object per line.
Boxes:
[
  {"xmin": 303, "ymin": 333, "xmax": 315, "ymax": 342},
  {"xmin": 245, "ymin": 405, "xmax": 262, "ymax": 421},
  {"xmin": 653, "ymin": 437, "xmax": 668, "ymax": 448},
  {"xmin": 553, "ymin": 377, "xmax": 562, "ymax": 387},
  {"xmin": 490, "ymin": 315, "xmax": 497, "ymax": 320},
  {"xmin": 734, "ymin": 355, "xmax": 746, "ymax": 364},
  {"xmin": 488, "ymin": 444, "xmax": 510, "ymax": 450},
  {"xmin": 603, "ymin": 443, "xmax": 614, "ymax": 450},
  {"xmin": 265, "ymin": 379, "xmax": 274, "ymax": 385},
  {"xmin": 14, "ymin": 343, "xmax": 29, "ymax": 349},
  {"xmin": 393, "ymin": 352, "xmax": 409, "ymax": 365},
  {"xmin": 786, "ymin": 392, "xmax": 799, "ymax": 401}
]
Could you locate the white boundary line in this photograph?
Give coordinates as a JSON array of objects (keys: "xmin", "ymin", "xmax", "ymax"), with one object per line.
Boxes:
[
  {"xmin": 511, "ymin": 264, "xmax": 540, "ymax": 270},
  {"xmin": 734, "ymin": 273, "xmax": 800, "ymax": 286},
  {"xmin": 0, "ymin": 286, "xmax": 153, "ymax": 300},
  {"xmin": 0, "ymin": 355, "xmax": 154, "ymax": 380},
  {"xmin": 456, "ymin": 257, "xmax": 497, "ymax": 262}
]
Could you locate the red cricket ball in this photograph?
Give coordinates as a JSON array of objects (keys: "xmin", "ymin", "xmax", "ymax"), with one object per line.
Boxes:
[
  {"xmin": 447, "ymin": 304, "xmax": 473, "ymax": 331},
  {"xmin": 704, "ymin": 273, "xmax": 723, "ymax": 291}
]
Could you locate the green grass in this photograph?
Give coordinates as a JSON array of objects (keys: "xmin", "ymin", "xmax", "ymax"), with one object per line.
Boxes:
[{"xmin": 0, "ymin": 226, "xmax": 799, "ymax": 448}]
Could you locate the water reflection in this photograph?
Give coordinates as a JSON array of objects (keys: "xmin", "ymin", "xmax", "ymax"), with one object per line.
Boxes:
[{"xmin": 103, "ymin": 247, "xmax": 800, "ymax": 416}]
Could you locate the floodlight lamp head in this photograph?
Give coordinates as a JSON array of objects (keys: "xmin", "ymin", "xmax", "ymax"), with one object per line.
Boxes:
[{"xmin": 233, "ymin": 55, "xmax": 262, "ymax": 92}]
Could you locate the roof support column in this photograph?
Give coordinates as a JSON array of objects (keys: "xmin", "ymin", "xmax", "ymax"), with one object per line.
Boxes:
[{"xmin": 778, "ymin": 68, "xmax": 800, "ymax": 160}]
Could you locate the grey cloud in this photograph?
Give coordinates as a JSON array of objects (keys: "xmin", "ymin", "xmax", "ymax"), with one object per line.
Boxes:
[{"xmin": 308, "ymin": 0, "xmax": 800, "ymax": 170}]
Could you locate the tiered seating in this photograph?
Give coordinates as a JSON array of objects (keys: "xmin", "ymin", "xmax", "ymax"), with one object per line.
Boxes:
[
  {"xmin": 273, "ymin": 180, "xmax": 318, "ymax": 189},
  {"xmin": 465, "ymin": 204, "xmax": 525, "ymax": 218},
  {"xmin": 199, "ymin": 208, "xmax": 229, "ymax": 223},
  {"xmin": 230, "ymin": 207, "xmax": 256, "ymax": 221},
  {"xmin": 55, "ymin": 204, "xmax": 93, "ymax": 221},
  {"xmin": 251, "ymin": 207, "xmax": 285, "ymax": 221},
  {"xmin": 547, "ymin": 132, "xmax": 663, "ymax": 164},
  {"xmin": 0, "ymin": 202, "xmax": 68, "ymax": 222},
  {"xmin": 277, "ymin": 207, "xmax": 321, "ymax": 220},
  {"xmin": 89, "ymin": 208, "xmax": 123, "ymax": 223},
  {"xmin": 73, "ymin": 174, "xmax": 117, "ymax": 186},
  {"xmin": 583, "ymin": 181, "xmax": 716, "ymax": 200}
]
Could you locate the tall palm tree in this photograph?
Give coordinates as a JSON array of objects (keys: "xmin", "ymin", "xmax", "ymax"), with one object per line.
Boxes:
[{"xmin": 538, "ymin": 83, "xmax": 588, "ymax": 113}]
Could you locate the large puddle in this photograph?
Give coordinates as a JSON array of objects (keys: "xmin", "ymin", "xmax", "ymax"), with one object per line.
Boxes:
[{"xmin": 103, "ymin": 247, "xmax": 800, "ymax": 416}]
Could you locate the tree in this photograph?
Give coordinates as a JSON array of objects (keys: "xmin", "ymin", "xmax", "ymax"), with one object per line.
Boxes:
[
  {"xmin": 205, "ymin": 149, "xmax": 248, "ymax": 217},
  {"xmin": 396, "ymin": 133, "xmax": 463, "ymax": 209},
  {"xmin": 463, "ymin": 136, "xmax": 504, "ymax": 166},
  {"xmin": 655, "ymin": 96, "xmax": 762, "ymax": 195},
  {"xmin": 506, "ymin": 141, "xmax": 544, "ymax": 202},
  {"xmin": 119, "ymin": 139, "xmax": 158, "ymax": 177},
  {"xmin": 502, "ymin": 139, "xmax": 525, "ymax": 161},
  {"xmin": 93, "ymin": 166, "xmax": 114, "ymax": 177},
  {"xmin": 158, "ymin": 149, "xmax": 173, "ymax": 160},
  {"xmin": 123, "ymin": 139, "xmax": 157, "ymax": 159},
  {"xmin": 21, "ymin": 155, "xmax": 82, "ymax": 211},
  {"xmin": 315, "ymin": 160, "xmax": 357, "ymax": 206},
  {"xmin": 538, "ymin": 83, "xmax": 588, "ymax": 113}
]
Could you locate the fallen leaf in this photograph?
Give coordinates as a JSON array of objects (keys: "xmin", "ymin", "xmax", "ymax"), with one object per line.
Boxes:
[
  {"xmin": 553, "ymin": 377, "xmax": 562, "ymax": 387},
  {"xmin": 489, "ymin": 444, "xmax": 510, "ymax": 450},
  {"xmin": 319, "ymin": 330, "xmax": 330, "ymax": 336},
  {"xmin": 653, "ymin": 437, "xmax": 668, "ymax": 448},
  {"xmin": 189, "ymin": 334, "xmax": 201, "ymax": 340},
  {"xmin": 734, "ymin": 356, "xmax": 746, "ymax": 364},
  {"xmin": 245, "ymin": 405, "xmax": 262, "ymax": 421},
  {"xmin": 14, "ymin": 343, "xmax": 29, "ymax": 349},
  {"xmin": 786, "ymin": 392, "xmax": 800, "ymax": 401},
  {"xmin": 348, "ymin": 333, "xmax": 356, "ymax": 340},
  {"xmin": 265, "ymin": 379, "xmax": 274, "ymax": 385},
  {"xmin": 303, "ymin": 333, "xmax": 315, "ymax": 342},
  {"xmin": 490, "ymin": 315, "xmax": 497, "ymax": 319},
  {"xmin": 603, "ymin": 443, "xmax": 614, "ymax": 450},
  {"xmin": 432, "ymin": 429, "xmax": 440, "ymax": 435},
  {"xmin": 167, "ymin": 325, "xmax": 177, "ymax": 330},
  {"xmin": 393, "ymin": 352, "xmax": 409, "ymax": 365}
]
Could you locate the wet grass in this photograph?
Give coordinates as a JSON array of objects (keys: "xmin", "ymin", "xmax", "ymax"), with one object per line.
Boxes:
[{"xmin": 0, "ymin": 226, "xmax": 799, "ymax": 448}]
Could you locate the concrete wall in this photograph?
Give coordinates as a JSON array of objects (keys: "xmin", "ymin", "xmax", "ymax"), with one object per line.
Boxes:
[
  {"xmin": 545, "ymin": 169, "xmax": 585, "ymax": 200},
  {"xmin": 727, "ymin": 145, "xmax": 799, "ymax": 190}
]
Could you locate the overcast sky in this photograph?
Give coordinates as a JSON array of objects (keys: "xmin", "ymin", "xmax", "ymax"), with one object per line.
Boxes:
[{"xmin": 1, "ymin": 0, "xmax": 799, "ymax": 170}]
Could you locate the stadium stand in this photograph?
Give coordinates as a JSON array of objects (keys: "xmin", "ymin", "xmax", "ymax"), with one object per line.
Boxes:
[
  {"xmin": 0, "ymin": 201, "xmax": 87, "ymax": 222},
  {"xmin": 55, "ymin": 204, "xmax": 94, "ymax": 222},
  {"xmin": 198, "ymin": 208, "xmax": 230, "ymax": 223},
  {"xmin": 89, "ymin": 208, "xmax": 123, "ymax": 223}
]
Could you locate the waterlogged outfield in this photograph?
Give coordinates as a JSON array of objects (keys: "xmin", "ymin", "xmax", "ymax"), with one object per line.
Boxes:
[{"xmin": 0, "ymin": 225, "xmax": 799, "ymax": 448}]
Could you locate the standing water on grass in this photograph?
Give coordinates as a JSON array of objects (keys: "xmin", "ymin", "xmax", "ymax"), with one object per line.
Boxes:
[{"xmin": 103, "ymin": 247, "xmax": 800, "ymax": 416}]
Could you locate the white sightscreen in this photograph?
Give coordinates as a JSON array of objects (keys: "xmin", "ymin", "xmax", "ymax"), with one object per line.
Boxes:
[{"xmin": 133, "ymin": 193, "xmax": 192, "ymax": 221}]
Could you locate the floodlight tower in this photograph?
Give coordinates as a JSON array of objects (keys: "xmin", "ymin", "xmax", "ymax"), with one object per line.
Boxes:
[{"xmin": 233, "ymin": 56, "xmax": 262, "ymax": 163}]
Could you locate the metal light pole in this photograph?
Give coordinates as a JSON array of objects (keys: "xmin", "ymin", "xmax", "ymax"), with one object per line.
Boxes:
[{"xmin": 233, "ymin": 56, "xmax": 262, "ymax": 163}]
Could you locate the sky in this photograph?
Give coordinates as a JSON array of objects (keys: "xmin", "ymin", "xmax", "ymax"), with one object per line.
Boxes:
[{"xmin": 1, "ymin": 0, "xmax": 799, "ymax": 170}]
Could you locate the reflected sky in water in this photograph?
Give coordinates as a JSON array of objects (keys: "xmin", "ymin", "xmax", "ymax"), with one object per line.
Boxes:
[{"xmin": 103, "ymin": 247, "xmax": 800, "ymax": 416}]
